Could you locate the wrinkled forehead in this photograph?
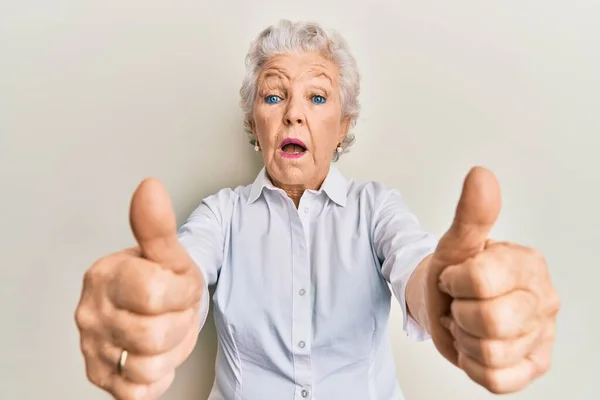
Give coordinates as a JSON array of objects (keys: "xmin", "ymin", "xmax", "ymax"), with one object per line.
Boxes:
[{"xmin": 258, "ymin": 53, "xmax": 340, "ymax": 88}]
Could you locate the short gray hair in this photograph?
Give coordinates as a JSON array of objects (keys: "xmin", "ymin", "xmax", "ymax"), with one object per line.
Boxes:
[{"xmin": 239, "ymin": 20, "xmax": 361, "ymax": 161}]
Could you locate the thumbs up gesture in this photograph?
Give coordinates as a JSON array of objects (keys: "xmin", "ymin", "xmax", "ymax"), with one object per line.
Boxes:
[
  {"xmin": 75, "ymin": 179, "xmax": 205, "ymax": 399},
  {"xmin": 426, "ymin": 167, "xmax": 560, "ymax": 394}
]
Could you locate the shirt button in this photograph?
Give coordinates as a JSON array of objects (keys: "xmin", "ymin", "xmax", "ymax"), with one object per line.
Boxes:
[
  {"xmin": 298, "ymin": 341, "xmax": 305, "ymax": 348},
  {"xmin": 301, "ymin": 389, "xmax": 308, "ymax": 397},
  {"xmin": 304, "ymin": 207, "xmax": 309, "ymax": 213},
  {"xmin": 299, "ymin": 289, "xmax": 306, "ymax": 296}
]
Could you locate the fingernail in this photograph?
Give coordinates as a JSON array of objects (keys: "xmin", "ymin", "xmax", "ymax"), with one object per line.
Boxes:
[{"xmin": 440, "ymin": 316, "xmax": 451, "ymax": 329}]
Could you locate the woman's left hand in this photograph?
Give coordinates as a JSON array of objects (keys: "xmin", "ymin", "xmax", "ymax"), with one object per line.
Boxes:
[{"xmin": 425, "ymin": 167, "xmax": 560, "ymax": 394}]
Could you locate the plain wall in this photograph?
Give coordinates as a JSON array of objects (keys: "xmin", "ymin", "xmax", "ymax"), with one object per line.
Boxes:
[{"xmin": 1, "ymin": 0, "xmax": 598, "ymax": 399}]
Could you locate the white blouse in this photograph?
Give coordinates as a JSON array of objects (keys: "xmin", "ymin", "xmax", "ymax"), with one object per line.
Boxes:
[{"xmin": 177, "ymin": 165, "xmax": 437, "ymax": 400}]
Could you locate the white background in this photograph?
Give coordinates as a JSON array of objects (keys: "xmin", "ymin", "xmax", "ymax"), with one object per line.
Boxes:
[{"xmin": 1, "ymin": 1, "xmax": 598, "ymax": 398}]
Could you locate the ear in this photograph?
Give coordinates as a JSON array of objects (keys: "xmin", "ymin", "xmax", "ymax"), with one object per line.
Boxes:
[
  {"xmin": 246, "ymin": 118, "xmax": 255, "ymax": 135},
  {"xmin": 338, "ymin": 117, "xmax": 352, "ymax": 143}
]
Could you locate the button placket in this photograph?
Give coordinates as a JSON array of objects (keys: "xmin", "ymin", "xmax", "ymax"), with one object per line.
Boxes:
[
  {"xmin": 291, "ymin": 195, "xmax": 313, "ymax": 398},
  {"xmin": 296, "ymin": 385, "xmax": 312, "ymax": 399}
]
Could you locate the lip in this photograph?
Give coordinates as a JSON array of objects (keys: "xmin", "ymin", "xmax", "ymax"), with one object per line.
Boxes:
[{"xmin": 278, "ymin": 138, "xmax": 307, "ymax": 159}]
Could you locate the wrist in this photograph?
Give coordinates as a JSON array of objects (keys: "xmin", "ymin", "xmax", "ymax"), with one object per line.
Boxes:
[{"xmin": 406, "ymin": 254, "xmax": 434, "ymax": 333}]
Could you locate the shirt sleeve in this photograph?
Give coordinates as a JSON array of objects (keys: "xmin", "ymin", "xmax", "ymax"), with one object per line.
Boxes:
[
  {"xmin": 372, "ymin": 188, "xmax": 438, "ymax": 341},
  {"xmin": 177, "ymin": 188, "xmax": 236, "ymax": 333}
]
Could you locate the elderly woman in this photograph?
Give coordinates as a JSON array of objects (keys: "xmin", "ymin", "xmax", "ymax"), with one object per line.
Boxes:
[{"xmin": 75, "ymin": 20, "xmax": 560, "ymax": 400}]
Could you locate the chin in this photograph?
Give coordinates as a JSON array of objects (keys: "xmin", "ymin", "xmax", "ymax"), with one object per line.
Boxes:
[
  {"xmin": 282, "ymin": 166, "xmax": 309, "ymax": 184},
  {"xmin": 269, "ymin": 161, "xmax": 311, "ymax": 185}
]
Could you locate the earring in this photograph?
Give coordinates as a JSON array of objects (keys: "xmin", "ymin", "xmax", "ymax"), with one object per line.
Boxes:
[
  {"xmin": 254, "ymin": 141, "xmax": 260, "ymax": 151},
  {"xmin": 336, "ymin": 144, "xmax": 343, "ymax": 153}
]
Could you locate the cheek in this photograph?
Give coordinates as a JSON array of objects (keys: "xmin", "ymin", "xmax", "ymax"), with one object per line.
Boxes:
[
  {"xmin": 254, "ymin": 108, "xmax": 268, "ymax": 130},
  {"xmin": 254, "ymin": 107, "xmax": 280, "ymax": 143},
  {"xmin": 313, "ymin": 113, "xmax": 343, "ymax": 149}
]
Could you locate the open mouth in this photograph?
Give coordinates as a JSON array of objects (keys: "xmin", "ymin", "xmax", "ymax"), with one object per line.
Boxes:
[
  {"xmin": 279, "ymin": 139, "xmax": 307, "ymax": 158},
  {"xmin": 281, "ymin": 143, "xmax": 306, "ymax": 154}
]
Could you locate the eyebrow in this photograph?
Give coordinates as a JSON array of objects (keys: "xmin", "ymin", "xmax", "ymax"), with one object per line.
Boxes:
[{"xmin": 313, "ymin": 72, "xmax": 333, "ymax": 85}]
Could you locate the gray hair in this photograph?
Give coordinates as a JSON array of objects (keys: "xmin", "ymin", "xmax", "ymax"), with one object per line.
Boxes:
[{"xmin": 239, "ymin": 20, "xmax": 361, "ymax": 161}]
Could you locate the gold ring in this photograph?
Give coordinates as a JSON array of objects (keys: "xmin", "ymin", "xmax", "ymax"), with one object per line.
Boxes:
[{"xmin": 117, "ymin": 350, "xmax": 128, "ymax": 375}]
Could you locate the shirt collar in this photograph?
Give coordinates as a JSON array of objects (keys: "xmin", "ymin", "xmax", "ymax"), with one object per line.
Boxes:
[{"xmin": 247, "ymin": 164, "xmax": 348, "ymax": 207}]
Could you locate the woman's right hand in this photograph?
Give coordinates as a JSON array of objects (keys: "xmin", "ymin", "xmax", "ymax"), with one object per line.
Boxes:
[{"xmin": 74, "ymin": 178, "xmax": 205, "ymax": 400}]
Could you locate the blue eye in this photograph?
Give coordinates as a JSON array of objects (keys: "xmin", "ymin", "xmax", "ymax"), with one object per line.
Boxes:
[
  {"xmin": 311, "ymin": 95, "xmax": 326, "ymax": 104},
  {"xmin": 264, "ymin": 95, "xmax": 282, "ymax": 104}
]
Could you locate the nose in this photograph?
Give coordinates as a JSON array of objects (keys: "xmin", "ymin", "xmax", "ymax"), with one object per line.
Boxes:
[
  {"xmin": 283, "ymin": 97, "xmax": 305, "ymax": 126},
  {"xmin": 285, "ymin": 116, "xmax": 304, "ymax": 125}
]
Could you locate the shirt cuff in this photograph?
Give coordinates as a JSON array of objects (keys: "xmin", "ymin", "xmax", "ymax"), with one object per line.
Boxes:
[
  {"xmin": 403, "ymin": 311, "xmax": 431, "ymax": 341},
  {"xmin": 399, "ymin": 245, "xmax": 435, "ymax": 342},
  {"xmin": 197, "ymin": 273, "xmax": 211, "ymax": 334}
]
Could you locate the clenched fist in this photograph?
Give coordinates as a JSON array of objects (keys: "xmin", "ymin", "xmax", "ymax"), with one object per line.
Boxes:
[
  {"xmin": 426, "ymin": 167, "xmax": 560, "ymax": 394},
  {"xmin": 74, "ymin": 178, "xmax": 204, "ymax": 399}
]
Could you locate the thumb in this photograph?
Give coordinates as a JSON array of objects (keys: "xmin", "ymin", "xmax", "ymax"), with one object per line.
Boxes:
[
  {"xmin": 434, "ymin": 166, "xmax": 501, "ymax": 265},
  {"xmin": 129, "ymin": 177, "xmax": 193, "ymax": 274}
]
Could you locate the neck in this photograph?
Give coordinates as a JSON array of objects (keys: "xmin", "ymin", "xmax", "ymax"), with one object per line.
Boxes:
[
  {"xmin": 268, "ymin": 171, "xmax": 328, "ymax": 208},
  {"xmin": 281, "ymin": 186, "xmax": 305, "ymax": 208}
]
